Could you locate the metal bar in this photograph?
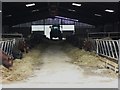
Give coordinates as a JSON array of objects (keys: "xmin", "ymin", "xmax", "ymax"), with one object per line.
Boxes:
[
  {"xmin": 89, "ymin": 36, "xmax": 120, "ymax": 39},
  {"xmin": 98, "ymin": 53, "xmax": 118, "ymax": 61},
  {"xmin": 97, "ymin": 39, "xmax": 118, "ymax": 42},
  {"xmin": 99, "ymin": 40, "xmax": 105, "ymax": 55},
  {"xmin": 99, "ymin": 41, "xmax": 103, "ymax": 54},
  {"xmin": 105, "ymin": 41, "xmax": 109, "ymax": 56},
  {"xmin": 5, "ymin": 41, "xmax": 9, "ymax": 55},
  {"xmin": 89, "ymin": 32, "xmax": 120, "ymax": 35},
  {"xmin": 109, "ymin": 41, "xmax": 115, "ymax": 58},
  {"xmin": 103, "ymin": 40, "xmax": 107, "ymax": 56},
  {"xmin": 2, "ymin": 42, "xmax": 6, "ymax": 52},
  {"xmin": 7, "ymin": 41, "xmax": 11, "ymax": 56},
  {"xmin": 8, "ymin": 41, "xmax": 11, "ymax": 55},
  {"xmin": 11, "ymin": 40, "xmax": 14, "ymax": 55},
  {"xmin": 7, "ymin": 41, "xmax": 10, "ymax": 55},
  {"xmin": 4, "ymin": 41, "xmax": 7, "ymax": 53},
  {"xmin": 112, "ymin": 41, "xmax": 118, "ymax": 59},
  {"xmin": 96, "ymin": 39, "xmax": 99, "ymax": 54},
  {"xmin": 97, "ymin": 40, "xmax": 101, "ymax": 54},
  {"xmin": 10, "ymin": 40, "xmax": 14, "ymax": 55},
  {"xmin": 106, "ymin": 41, "xmax": 111, "ymax": 57},
  {"xmin": 2, "ymin": 34, "xmax": 22, "ymax": 36},
  {"xmin": 2, "ymin": 34, "xmax": 23, "ymax": 38},
  {"xmin": 102, "ymin": 41, "xmax": 106, "ymax": 55},
  {"xmin": 10, "ymin": 41, "xmax": 13, "ymax": 55},
  {"xmin": 1, "ymin": 42, "xmax": 4, "ymax": 50}
]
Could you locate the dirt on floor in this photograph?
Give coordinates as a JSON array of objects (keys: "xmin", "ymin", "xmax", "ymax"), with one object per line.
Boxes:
[{"xmin": 0, "ymin": 43, "xmax": 47, "ymax": 83}]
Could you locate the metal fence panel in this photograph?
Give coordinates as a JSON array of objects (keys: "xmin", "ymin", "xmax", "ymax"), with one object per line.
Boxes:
[
  {"xmin": 96, "ymin": 39, "xmax": 119, "ymax": 61},
  {"xmin": 0, "ymin": 39, "xmax": 15, "ymax": 56}
]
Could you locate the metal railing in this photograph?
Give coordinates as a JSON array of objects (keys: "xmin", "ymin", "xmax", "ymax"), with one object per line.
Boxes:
[
  {"xmin": 2, "ymin": 34, "xmax": 23, "ymax": 38},
  {"xmin": 88, "ymin": 32, "xmax": 120, "ymax": 39},
  {"xmin": 0, "ymin": 39, "xmax": 15, "ymax": 56},
  {"xmin": 95, "ymin": 39, "xmax": 120, "ymax": 61}
]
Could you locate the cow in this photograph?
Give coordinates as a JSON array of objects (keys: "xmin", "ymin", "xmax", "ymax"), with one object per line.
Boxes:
[
  {"xmin": 18, "ymin": 40, "xmax": 29, "ymax": 53},
  {"xmin": 26, "ymin": 33, "xmax": 46, "ymax": 48},
  {"xmin": 0, "ymin": 50, "xmax": 13, "ymax": 69},
  {"xmin": 83, "ymin": 38, "xmax": 94, "ymax": 51},
  {"xmin": 12, "ymin": 39, "xmax": 29, "ymax": 59}
]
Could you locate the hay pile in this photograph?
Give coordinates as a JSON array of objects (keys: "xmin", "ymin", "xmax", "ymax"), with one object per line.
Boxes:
[
  {"xmin": 62, "ymin": 43, "xmax": 118, "ymax": 78},
  {"xmin": 1, "ymin": 57, "xmax": 34, "ymax": 83},
  {"xmin": 0, "ymin": 44, "xmax": 47, "ymax": 83},
  {"xmin": 62, "ymin": 43, "xmax": 106, "ymax": 68}
]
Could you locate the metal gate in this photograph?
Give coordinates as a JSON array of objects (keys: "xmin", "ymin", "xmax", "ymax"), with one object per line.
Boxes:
[
  {"xmin": 0, "ymin": 39, "xmax": 15, "ymax": 56},
  {"xmin": 95, "ymin": 39, "xmax": 120, "ymax": 61}
]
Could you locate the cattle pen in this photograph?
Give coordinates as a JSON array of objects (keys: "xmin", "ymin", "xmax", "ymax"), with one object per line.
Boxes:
[{"xmin": 0, "ymin": 1, "xmax": 120, "ymax": 88}]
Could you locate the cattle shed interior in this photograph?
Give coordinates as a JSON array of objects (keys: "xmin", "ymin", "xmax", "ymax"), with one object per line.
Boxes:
[{"xmin": 0, "ymin": 2, "xmax": 120, "ymax": 88}]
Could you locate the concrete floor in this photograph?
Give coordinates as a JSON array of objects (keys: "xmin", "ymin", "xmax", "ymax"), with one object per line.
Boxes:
[{"xmin": 2, "ymin": 44, "xmax": 118, "ymax": 88}]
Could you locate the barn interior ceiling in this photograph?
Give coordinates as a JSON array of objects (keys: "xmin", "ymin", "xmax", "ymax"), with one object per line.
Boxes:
[{"xmin": 2, "ymin": 2, "xmax": 119, "ymax": 26}]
